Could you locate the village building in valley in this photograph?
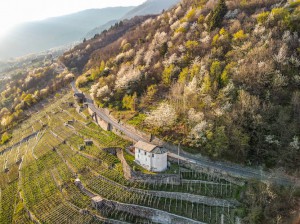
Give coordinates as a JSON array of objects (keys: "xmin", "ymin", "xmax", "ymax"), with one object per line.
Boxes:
[{"xmin": 134, "ymin": 141, "xmax": 167, "ymax": 172}]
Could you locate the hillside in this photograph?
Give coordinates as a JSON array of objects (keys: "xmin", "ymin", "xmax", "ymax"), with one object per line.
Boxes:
[
  {"xmin": 62, "ymin": 0, "xmax": 300, "ymax": 174},
  {"xmin": 60, "ymin": 15, "xmax": 155, "ymax": 73},
  {"xmin": 0, "ymin": 7, "xmax": 134, "ymax": 59},
  {"xmin": 0, "ymin": 0, "xmax": 300, "ymax": 223}
]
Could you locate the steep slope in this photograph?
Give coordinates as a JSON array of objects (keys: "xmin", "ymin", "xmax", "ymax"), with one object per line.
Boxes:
[
  {"xmin": 0, "ymin": 1, "xmax": 299, "ymax": 223},
  {"xmin": 60, "ymin": 15, "xmax": 155, "ymax": 73},
  {"xmin": 61, "ymin": 2, "xmax": 300, "ymax": 221},
  {"xmin": 0, "ymin": 7, "xmax": 134, "ymax": 59},
  {"xmin": 62, "ymin": 0, "xmax": 300, "ymax": 174}
]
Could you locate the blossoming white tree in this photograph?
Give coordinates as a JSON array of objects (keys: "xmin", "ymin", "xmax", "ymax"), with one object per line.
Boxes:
[
  {"xmin": 115, "ymin": 64, "xmax": 142, "ymax": 89},
  {"xmin": 145, "ymin": 102, "xmax": 177, "ymax": 128}
]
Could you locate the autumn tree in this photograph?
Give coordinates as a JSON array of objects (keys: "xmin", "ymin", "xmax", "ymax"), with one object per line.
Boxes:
[
  {"xmin": 162, "ymin": 64, "xmax": 178, "ymax": 86},
  {"xmin": 122, "ymin": 93, "xmax": 137, "ymax": 111}
]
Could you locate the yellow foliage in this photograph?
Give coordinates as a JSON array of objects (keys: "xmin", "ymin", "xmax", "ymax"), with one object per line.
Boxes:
[
  {"xmin": 257, "ymin": 11, "xmax": 270, "ymax": 24},
  {"xmin": 162, "ymin": 64, "xmax": 176, "ymax": 86},
  {"xmin": 271, "ymin": 7, "xmax": 289, "ymax": 21},
  {"xmin": 176, "ymin": 26, "xmax": 187, "ymax": 33},
  {"xmin": 219, "ymin": 28, "xmax": 227, "ymax": 35},
  {"xmin": 185, "ymin": 40, "xmax": 199, "ymax": 51},
  {"xmin": 212, "ymin": 34, "xmax": 220, "ymax": 46},
  {"xmin": 233, "ymin": 30, "xmax": 247, "ymax": 41},
  {"xmin": 186, "ymin": 8, "xmax": 196, "ymax": 22},
  {"xmin": 178, "ymin": 67, "xmax": 189, "ymax": 83},
  {"xmin": 197, "ymin": 15, "xmax": 204, "ymax": 24}
]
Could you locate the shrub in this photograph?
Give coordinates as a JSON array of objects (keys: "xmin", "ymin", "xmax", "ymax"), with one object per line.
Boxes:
[
  {"xmin": 122, "ymin": 93, "xmax": 137, "ymax": 111},
  {"xmin": 233, "ymin": 30, "xmax": 247, "ymax": 41},
  {"xmin": 257, "ymin": 11, "xmax": 270, "ymax": 24},
  {"xmin": 1, "ymin": 132, "xmax": 11, "ymax": 145},
  {"xmin": 271, "ymin": 7, "xmax": 289, "ymax": 21}
]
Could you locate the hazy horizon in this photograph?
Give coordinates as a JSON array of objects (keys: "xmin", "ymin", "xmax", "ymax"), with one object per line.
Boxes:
[{"xmin": 0, "ymin": 0, "xmax": 145, "ymax": 38}]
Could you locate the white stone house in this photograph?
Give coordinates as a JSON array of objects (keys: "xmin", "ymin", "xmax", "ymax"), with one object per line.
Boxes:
[{"xmin": 134, "ymin": 141, "xmax": 167, "ymax": 172}]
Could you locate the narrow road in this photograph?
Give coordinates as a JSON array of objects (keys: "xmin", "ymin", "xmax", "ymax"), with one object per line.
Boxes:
[
  {"xmin": 71, "ymin": 82, "xmax": 299, "ymax": 187},
  {"xmin": 72, "ymin": 82, "xmax": 145, "ymax": 142}
]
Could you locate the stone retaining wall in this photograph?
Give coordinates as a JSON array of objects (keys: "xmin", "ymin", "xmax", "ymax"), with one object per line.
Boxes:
[
  {"xmin": 131, "ymin": 188, "xmax": 237, "ymax": 207},
  {"xmin": 96, "ymin": 115, "xmax": 110, "ymax": 131},
  {"xmin": 0, "ymin": 131, "xmax": 40, "ymax": 155},
  {"xmin": 88, "ymin": 107, "xmax": 111, "ymax": 131},
  {"xmin": 95, "ymin": 198, "xmax": 205, "ymax": 224}
]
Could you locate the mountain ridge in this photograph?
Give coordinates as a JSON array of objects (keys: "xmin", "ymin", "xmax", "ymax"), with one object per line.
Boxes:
[{"xmin": 84, "ymin": 0, "xmax": 180, "ymax": 40}]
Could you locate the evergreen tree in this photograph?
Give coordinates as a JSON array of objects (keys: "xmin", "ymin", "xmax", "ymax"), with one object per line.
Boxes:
[{"xmin": 207, "ymin": 0, "xmax": 228, "ymax": 31}]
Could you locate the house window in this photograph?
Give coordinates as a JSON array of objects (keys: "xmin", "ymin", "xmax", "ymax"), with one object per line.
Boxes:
[
  {"xmin": 152, "ymin": 154, "xmax": 154, "ymax": 158},
  {"xmin": 144, "ymin": 152, "xmax": 146, "ymax": 155},
  {"xmin": 139, "ymin": 149, "xmax": 140, "ymax": 153}
]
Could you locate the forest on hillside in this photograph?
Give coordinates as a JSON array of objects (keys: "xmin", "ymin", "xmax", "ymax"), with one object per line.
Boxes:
[
  {"xmin": 60, "ymin": 0, "xmax": 300, "ymax": 174},
  {"xmin": 0, "ymin": 62, "xmax": 74, "ymax": 138}
]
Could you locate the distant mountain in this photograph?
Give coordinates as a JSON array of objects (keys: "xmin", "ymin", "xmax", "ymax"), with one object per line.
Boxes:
[
  {"xmin": 122, "ymin": 0, "xmax": 180, "ymax": 19},
  {"xmin": 0, "ymin": 7, "xmax": 134, "ymax": 60},
  {"xmin": 85, "ymin": 20, "xmax": 119, "ymax": 40},
  {"xmin": 84, "ymin": 0, "xmax": 180, "ymax": 39}
]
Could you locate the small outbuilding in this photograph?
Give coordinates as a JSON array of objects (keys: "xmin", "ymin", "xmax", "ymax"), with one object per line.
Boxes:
[
  {"xmin": 74, "ymin": 92, "xmax": 85, "ymax": 103},
  {"xmin": 67, "ymin": 120, "xmax": 74, "ymax": 125},
  {"xmin": 74, "ymin": 178, "xmax": 81, "ymax": 187},
  {"xmin": 134, "ymin": 141, "xmax": 168, "ymax": 172},
  {"xmin": 84, "ymin": 140, "xmax": 93, "ymax": 146},
  {"xmin": 91, "ymin": 196, "xmax": 103, "ymax": 209}
]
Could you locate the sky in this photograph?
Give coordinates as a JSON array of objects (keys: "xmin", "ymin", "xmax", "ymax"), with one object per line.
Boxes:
[{"xmin": 0, "ymin": 0, "xmax": 145, "ymax": 38}]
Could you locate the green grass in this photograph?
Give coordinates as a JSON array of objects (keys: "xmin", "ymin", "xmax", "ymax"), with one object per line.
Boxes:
[
  {"xmin": 127, "ymin": 113, "xmax": 147, "ymax": 127},
  {"xmin": 0, "ymin": 180, "xmax": 18, "ymax": 224},
  {"xmin": 163, "ymin": 162, "xmax": 180, "ymax": 174}
]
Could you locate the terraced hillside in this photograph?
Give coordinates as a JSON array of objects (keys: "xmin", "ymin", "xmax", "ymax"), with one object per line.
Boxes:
[{"xmin": 0, "ymin": 88, "xmax": 244, "ymax": 224}]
